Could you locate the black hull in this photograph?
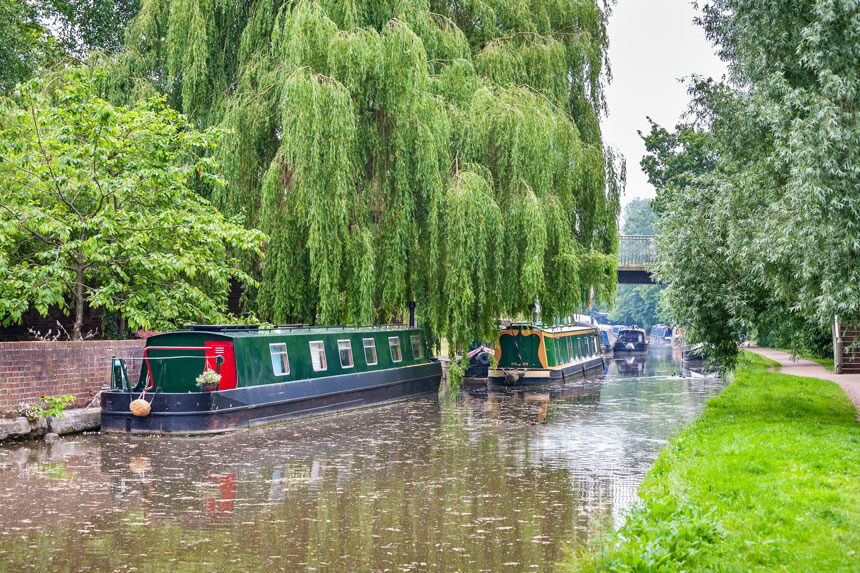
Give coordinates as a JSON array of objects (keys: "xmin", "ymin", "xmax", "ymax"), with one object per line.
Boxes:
[
  {"xmin": 487, "ymin": 357, "xmax": 604, "ymax": 386},
  {"xmin": 101, "ymin": 362, "xmax": 441, "ymax": 435},
  {"xmin": 613, "ymin": 344, "xmax": 648, "ymax": 352}
]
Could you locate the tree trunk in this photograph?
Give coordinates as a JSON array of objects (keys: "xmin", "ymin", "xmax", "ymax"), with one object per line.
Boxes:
[{"xmin": 72, "ymin": 261, "xmax": 84, "ymax": 341}]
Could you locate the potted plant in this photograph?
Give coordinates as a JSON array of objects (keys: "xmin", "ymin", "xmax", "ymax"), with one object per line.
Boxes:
[{"xmin": 195, "ymin": 369, "xmax": 222, "ymax": 392}]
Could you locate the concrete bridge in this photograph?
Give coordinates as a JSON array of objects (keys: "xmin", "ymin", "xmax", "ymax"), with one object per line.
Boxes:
[{"xmin": 617, "ymin": 235, "xmax": 659, "ymax": 284}]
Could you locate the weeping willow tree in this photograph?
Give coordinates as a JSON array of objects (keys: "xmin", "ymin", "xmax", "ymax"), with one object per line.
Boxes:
[{"xmin": 108, "ymin": 0, "xmax": 622, "ymax": 356}]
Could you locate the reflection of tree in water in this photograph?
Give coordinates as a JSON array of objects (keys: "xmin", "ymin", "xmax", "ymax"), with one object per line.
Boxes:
[
  {"xmin": 0, "ymin": 397, "xmax": 613, "ymax": 571},
  {"xmin": 0, "ymin": 352, "xmax": 725, "ymax": 571}
]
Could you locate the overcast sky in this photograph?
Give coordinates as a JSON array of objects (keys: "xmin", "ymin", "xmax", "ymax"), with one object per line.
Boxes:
[{"xmin": 603, "ymin": 0, "xmax": 728, "ymax": 209}]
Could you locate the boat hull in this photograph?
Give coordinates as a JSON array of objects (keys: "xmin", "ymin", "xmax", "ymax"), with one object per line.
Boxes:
[
  {"xmin": 487, "ymin": 357, "xmax": 604, "ymax": 386},
  {"xmin": 101, "ymin": 362, "xmax": 442, "ymax": 435},
  {"xmin": 613, "ymin": 343, "xmax": 648, "ymax": 352}
]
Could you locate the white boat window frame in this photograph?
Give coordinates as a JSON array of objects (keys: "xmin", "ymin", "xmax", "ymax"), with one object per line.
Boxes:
[
  {"xmin": 389, "ymin": 336, "xmax": 403, "ymax": 363},
  {"xmin": 363, "ymin": 338, "xmax": 378, "ymax": 366},
  {"xmin": 309, "ymin": 340, "xmax": 327, "ymax": 372},
  {"xmin": 337, "ymin": 339, "xmax": 354, "ymax": 369},
  {"xmin": 410, "ymin": 335, "xmax": 424, "ymax": 360},
  {"xmin": 270, "ymin": 342, "xmax": 290, "ymax": 376}
]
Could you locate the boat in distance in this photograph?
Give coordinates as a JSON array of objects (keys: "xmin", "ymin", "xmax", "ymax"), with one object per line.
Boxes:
[
  {"xmin": 101, "ymin": 324, "xmax": 441, "ymax": 435},
  {"xmin": 649, "ymin": 324, "xmax": 674, "ymax": 345},
  {"xmin": 613, "ymin": 327, "xmax": 648, "ymax": 352},
  {"xmin": 487, "ymin": 323, "xmax": 604, "ymax": 386}
]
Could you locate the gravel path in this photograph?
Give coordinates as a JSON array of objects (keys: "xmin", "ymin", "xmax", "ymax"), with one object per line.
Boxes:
[{"xmin": 745, "ymin": 345, "xmax": 860, "ymax": 422}]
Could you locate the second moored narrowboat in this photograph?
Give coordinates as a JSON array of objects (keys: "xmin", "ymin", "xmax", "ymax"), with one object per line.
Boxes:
[
  {"xmin": 101, "ymin": 325, "xmax": 441, "ymax": 435},
  {"xmin": 488, "ymin": 323, "xmax": 604, "ymax": 386},
  {"xmin": 613, "ymin": 327, "xmax": 648, "ymax": 352}
]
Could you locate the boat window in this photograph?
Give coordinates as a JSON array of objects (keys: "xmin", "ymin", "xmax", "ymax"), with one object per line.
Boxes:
[
  {"xmin": 410, "ymin": 335, "xmax": 423, "ymax": 360},
  {"xmin": 389, "ymin": 336, "xmax": 403, "ymax": 363},
  {"xmin": 270, "ymin": 343, "xmax": 289, "ymax": 376},
  {"xmin": 338, "ymin": 340, "xmax": 354, "ymax": 369},
  {"xmin": 309, "ymin": 341, "xmax": 327, "ymax": 372},
  {"xmin": 363, "ymin": 338, "xmax": 378, "ymax": 366}
]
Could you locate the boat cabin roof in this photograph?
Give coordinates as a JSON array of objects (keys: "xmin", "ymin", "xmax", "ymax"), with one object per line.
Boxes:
[
  {"xmin": 502, "ymin": 323, "xmax": 596, "ymax": 334},
  {"xmin": 152, "ymin": 324, "xmax": 417, "ymax": 341}
]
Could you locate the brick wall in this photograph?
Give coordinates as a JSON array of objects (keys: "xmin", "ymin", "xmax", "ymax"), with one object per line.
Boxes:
[{"xmin": 0, "ymin": 340, "xmax": 146, "ymax": 411}]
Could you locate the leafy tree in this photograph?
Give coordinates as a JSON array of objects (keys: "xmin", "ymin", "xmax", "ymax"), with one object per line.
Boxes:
[
  {"xmin": 38, "ymin": 0, "xmax": 141, "ymax": 56},
  {"xmin": 607, "ymin": 284, "xmax": 666, "ymax": 331},
  {"xmin": 644, "ymin": 1, "xmax": 860, "ymax": 365},
  {"xmin": 105, "ymin": 0, "xmax": 623, "ymax": 355},
  {"xmin": 621, "ymin": 198, "xmax": 657, "ymax": 235},
  {"xmin": 0, "ymin": 70, "xmax": 266, "ymax": 339},
  {"xmin": 0, "ymin": 0, "xmax": 62, "ymax": 94}
]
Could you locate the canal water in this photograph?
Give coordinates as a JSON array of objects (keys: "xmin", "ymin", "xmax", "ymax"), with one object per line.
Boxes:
[{"xmin": 0, "ymin": 346, "xmax": 723, "ymax": 571}]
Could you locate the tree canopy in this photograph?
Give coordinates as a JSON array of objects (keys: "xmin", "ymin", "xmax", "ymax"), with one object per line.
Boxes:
[
  {"xmin": 620, "ymin": 198, "xmax": 657, "ymax": 236},
  {"xmin": 645, "ymin": 1, "xmax": 860, "ymax": 365},
  {"xmin": 103, "ymin": 0, "xmax": 622, "ymax": 353},
  {"xmin": 0, "ymin": 0, "xmax": 61, "ymax": 93},
  {"xmin": 0, "ymin": 70, "xmax": 266, "ymax": 339}
]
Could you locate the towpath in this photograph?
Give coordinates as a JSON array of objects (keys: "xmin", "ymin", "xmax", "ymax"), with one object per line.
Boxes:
[{"xmin": 745, "ymin": 345, "xmax": 860, "ymax": 422}]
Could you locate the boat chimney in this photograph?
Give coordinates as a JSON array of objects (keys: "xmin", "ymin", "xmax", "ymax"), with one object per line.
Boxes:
[{"xmin": 408, "ymin": 301, "xmax": 416, "ymax": 328}]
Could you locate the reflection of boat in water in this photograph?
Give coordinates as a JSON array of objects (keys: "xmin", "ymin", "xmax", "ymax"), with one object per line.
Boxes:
[
  {"xmin": 612, "ymin": 328, "xmax": 648, "ymax": 352},
  {"xmin": 613, "ymin": 353, "xmax": 648, "ymax": 376},
  {"xmin": 102, "ymin": 324, "xmax": 441, "ymax": 435},
  {"xmin": 488, "ymin": 323, "xmax": 603, "ymax": 386},
  {"xmin": 99, "ymin": 397, "xmax": 445, "ymax": 525},
  {"xmin": 465, "ymin": 377, "xmax": 602, "ymax": 424}
]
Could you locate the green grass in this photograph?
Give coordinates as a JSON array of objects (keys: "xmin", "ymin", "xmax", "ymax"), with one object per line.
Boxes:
[{"xmin": 568, "ymin": 351, "xmax": 860, "ymax": 572}]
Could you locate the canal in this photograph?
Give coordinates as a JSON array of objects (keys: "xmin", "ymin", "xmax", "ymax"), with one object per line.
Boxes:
[{"xmin": 0, "ymin": 346, "xmax": 723, "ymax": 571}]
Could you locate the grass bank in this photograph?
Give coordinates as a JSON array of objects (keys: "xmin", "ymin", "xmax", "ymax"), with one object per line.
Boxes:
[{"xmin": 569, "ymin": 351, "xmax": 860, "ymax": 571}]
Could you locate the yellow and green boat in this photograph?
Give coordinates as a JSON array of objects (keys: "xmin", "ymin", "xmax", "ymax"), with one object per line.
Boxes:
[{"xmin": 488, "ymin": 323, "xmax": 604, "ymax": 386}]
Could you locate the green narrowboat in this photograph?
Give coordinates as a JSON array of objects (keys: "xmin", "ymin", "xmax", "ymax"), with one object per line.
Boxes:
[
  {"xmin": 101, "ymin": 325, "xmax": 441, "ymax": 434},
  {"xmin": 488, "ymin": 323, "xmax": 604, "ymax": 386}
]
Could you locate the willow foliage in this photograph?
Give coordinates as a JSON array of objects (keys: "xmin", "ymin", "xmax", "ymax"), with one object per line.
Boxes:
[{"xmin": 111, "ymin": 0, "xmax": 621, "ymax": 354}]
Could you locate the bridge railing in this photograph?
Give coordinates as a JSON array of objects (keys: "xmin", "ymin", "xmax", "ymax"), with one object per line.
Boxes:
[{"xmin": 618, "ymin": 235, "xmax": 657, "ymax": 267}]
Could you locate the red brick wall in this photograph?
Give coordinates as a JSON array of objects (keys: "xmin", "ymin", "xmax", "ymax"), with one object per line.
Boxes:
[{"xmin": 0, "ymin": 340, "xmax": 146, "ymax": 411}]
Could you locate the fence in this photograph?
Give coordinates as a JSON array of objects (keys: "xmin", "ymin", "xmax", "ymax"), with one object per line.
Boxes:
[{"xmin": 618, "ymin": 235, "xmax": 658, "ymax": 267}]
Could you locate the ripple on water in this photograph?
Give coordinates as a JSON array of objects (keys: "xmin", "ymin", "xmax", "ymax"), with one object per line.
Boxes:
[{"xmin": 0, "ymin": 348, "xmax": 724, "ymax": 571}]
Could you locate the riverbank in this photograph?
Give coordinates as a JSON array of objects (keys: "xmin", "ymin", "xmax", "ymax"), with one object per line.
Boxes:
[
  {"xmin": 746, "ymin": 345, "xmax": 860, "ymax": 421},
  {"xmin": 0, "ymin": 408, "xmax": 100, "ymax": 442},
  {"xmin": 569, "ymin": 351, "xmax": 860, "ymax": 571}
]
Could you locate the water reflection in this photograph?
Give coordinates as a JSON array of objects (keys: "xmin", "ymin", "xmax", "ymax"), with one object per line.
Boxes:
[{"xmin": 0, "ymin": 348, "xmax": 723, "ymax": 571}]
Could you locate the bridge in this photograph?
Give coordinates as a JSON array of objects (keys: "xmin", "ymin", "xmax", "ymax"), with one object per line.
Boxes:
[{"xmin": 617, "ymin": 235, "xmax": 659, "ymax": 284}]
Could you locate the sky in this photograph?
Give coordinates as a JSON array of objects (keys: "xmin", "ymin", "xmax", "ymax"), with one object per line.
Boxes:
[{"xmin": 603, "ymin": 0, "xmax": 728, "ymax": 209}]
